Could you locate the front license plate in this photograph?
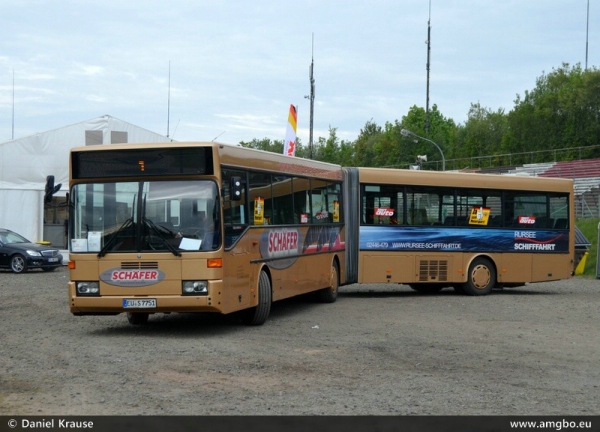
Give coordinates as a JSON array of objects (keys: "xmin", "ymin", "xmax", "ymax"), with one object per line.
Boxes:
[
  {"xmin": 123, "ymin": 299, "xmax": 157, "ymax": 309},
  {"xmin": 48, "ymin": 257, "xmax": 59, "ymax": 262}
]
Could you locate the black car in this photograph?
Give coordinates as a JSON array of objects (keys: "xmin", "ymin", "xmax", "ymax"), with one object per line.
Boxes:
[{"xmin": 0, "ymin": 228, "xmax": 63, "ymax": 273}]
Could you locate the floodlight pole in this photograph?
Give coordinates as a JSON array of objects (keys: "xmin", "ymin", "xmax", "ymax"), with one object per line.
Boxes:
[{"xmin": 401, "ymin": 128, "xmax": 445, "ymax": 171}]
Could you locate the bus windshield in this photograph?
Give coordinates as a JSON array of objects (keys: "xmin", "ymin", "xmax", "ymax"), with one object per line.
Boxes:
[{"xmin": 70, "ymin": 180, "xmax": 220, "ymax": 254}]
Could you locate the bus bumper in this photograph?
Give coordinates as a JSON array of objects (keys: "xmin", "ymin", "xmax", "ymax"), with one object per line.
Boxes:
[{"xmin": 69, "ymin": 281, "xmax": 224, "ymax": 315}]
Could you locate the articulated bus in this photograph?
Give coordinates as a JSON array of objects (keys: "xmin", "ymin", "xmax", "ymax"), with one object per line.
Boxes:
[
  {"xmin": 343, "ymin": 167, "xmax": 575, "ymax": 295},
  {"xmin": 68, "ymin": 142, "xmax": 345, "ymax": 325},
  {"xmin": 67, "ymin": 143, "xmax": 575, "ymax": 326}
]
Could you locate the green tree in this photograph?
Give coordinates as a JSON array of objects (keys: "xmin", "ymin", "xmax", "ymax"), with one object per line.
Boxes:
[
  {"xmin": 453, "ymin": 103, "xmax": 508, "ymax": 167},
  {"xmin": 505, "ymin": 63, "xmax": 600, "ymax": 162},
  {"xmin": 312, "ymin": 127, "xmax": 342, "ymax": 164},
  {"xmin": 239, "ymin": 138, "xmax": 284, "ymax": 153},
  {"xmin": 399, "ymin": 105, "xmax": 456, "ymax": 170},
  {"xmin": 239, "ymin": 137, "xmax": 307, "ymax": 158},
  {"xmin": 354, "ymin": 120, "xmax": 383, "ymax": 167}
]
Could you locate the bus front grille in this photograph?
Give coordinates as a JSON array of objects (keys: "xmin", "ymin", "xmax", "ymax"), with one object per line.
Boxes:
[
  {"xmin": 120, "ymin": 261, "xmax": 159, "ymax": 269},
  {"xmin": 419, "ymin": 260, "xmax": 448, "ymax": 282}
]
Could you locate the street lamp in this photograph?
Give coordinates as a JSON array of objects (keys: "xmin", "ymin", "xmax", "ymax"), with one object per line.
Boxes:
[{"xmin": 400, "ymin": 128, "xmax": 446, "ymax": 171}]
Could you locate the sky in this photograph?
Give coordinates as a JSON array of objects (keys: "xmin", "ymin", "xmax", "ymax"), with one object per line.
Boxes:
[{"xmin": 1, "ymin": 0, "xmax": 598, "ymax": 147}]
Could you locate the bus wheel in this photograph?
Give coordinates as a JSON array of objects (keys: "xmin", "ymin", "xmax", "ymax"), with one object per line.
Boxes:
[
  {"xmin": 408, "ymin": 283, "xmax": 444, "ymax": 294},
  {"xmin": 462, "ymin": 258, "xmax": 496, "ymax": 296},
  {"xmin": 316, "ymin": 261, "xmax": 339, "ymax": 303},
  {"xmin": 242, "ymin": 271, "xmax": 272, "ymax": 326},
  {"xmin": 127, "ymin": 312, "xmax": 149, "ymax": 325}
]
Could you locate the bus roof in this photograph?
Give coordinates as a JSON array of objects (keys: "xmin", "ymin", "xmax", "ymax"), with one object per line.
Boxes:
[
  {"xmin": 355, "ymin": 167, "xmax": 574, "ymax": 193},
  {"xmin": 216, "ymin": 142, "xmax": 342, "ymax": 180},
  {"xmin": 70, "ymin": 141, "xmax": 343, "ymax": 181}
]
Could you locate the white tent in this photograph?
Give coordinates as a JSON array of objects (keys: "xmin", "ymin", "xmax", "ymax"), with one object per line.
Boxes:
[{"xmin": 0, "ymin": 115, "xmax": 171, "ymax": 246}]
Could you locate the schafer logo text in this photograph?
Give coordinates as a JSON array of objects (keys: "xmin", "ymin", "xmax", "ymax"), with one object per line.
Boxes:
[
  {"xmin": 265, "ymin": 229, "xmax": 300, "ymax": 258},
  {"xmin": 259, "ymin": 228, "xmax": 302, "ymax": 270},
  {"xmin": 100, "ymin": 267, "xmax": 166, "ymax": 287}
]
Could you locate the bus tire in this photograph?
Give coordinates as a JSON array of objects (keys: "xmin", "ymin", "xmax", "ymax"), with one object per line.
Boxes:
[
  {"xmin": 316, "ymin": 261, "xmax": 339, "ymax": 303},
  {"xmin": 127, "ymin": 312, "xmax": 149, "ymax": 325},
  {"xmin": 242, "ymin": 270, "xmax": 272, "ymax": 326},
  {"xmin": 408, "ymin": 283, "xmax": 444, "ymax": 294},
  {"xmin": 462, "ymin": 257, "xmax": 496, "ymax": 296}
]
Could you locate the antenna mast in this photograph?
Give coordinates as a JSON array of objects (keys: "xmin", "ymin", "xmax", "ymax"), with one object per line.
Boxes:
[
  {"xmin": 308, "ymin": 34, "xmax": 315, "ymax": 159},
  {"xmin": 585, "ymin": 0, "xmax": 590, "ymax": 70},
  {"xmin": 425, "ymin": 0, "xmax": 431, "ymax": 136}
]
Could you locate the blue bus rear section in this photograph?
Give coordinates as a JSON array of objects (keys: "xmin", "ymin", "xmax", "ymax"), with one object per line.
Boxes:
[{"xmin": 360, "ymin": 226, "xmax": 569, "ymax": 253}]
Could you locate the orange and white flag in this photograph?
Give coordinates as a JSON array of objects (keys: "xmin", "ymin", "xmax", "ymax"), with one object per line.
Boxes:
[{"xmin": 283, "ymin": 104, "xmax": 297, "ymax": 157}]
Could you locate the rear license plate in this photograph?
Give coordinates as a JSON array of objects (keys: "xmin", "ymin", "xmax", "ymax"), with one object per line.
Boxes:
[{"xmin": 123, "ymin": 299, "xmax": 157, "ymax": 309}]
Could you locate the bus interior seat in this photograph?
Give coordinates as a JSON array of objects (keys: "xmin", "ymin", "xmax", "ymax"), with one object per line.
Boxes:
[
  {"xmin": 456, "ymin": 217, "xmax": 468, "ymax": 227},
  {"xmin": 443, "ymin": 216, "xmax": 454, "ymax": 226},
  {"xmin": 489, "ymin": 215, "xmax": 502, "ymax": 227},
  {"xmin": 412, "ymin": 208, "xmax": 428, "ymax": 225},
  {"xmin": 535, "ymin": 217, "xmax": 553, "ymax": 228},
  {"xmin": 554, "ymin": 218, "xmax": 568, "ymax": 229},
  {"xmin": 156, "ymin": 221, "xmax": 176, "ymax": 235}
]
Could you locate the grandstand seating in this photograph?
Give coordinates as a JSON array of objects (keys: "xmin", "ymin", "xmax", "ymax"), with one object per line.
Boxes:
[
  {"xmin": 504, "ymin": 159, "xmax": 600, "ymax": 218},
  {"xmin": 538, "ymin": 158, "xmax": 600, "ymax": 179},
  {"xmin": 506, "ymin": 162, "xmax": 556, "ymax": 177}
]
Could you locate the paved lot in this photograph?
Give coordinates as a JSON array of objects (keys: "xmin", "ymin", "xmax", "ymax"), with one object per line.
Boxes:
[{"xmin": 1, "ymin": 267, "xmax": 599, "ymax": 415}]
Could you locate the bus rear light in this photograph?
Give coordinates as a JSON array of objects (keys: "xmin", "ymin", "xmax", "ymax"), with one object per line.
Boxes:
[
  {"xmin": 207, "ymin": 258, "xmax": 222, "ymax": 268},
  {"xmin": 68, "ymin": 261, "xmax": 76, "ymax": 269},
  {"xmin": 76, "ymin": 281, "xmax": 99, "ymax": 296},
  {"xmin": 183, "ymin": 280, "xmax": 208, "ymax": 295}
]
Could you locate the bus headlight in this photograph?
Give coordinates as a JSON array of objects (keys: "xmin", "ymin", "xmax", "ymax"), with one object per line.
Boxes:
[
  {"xmin": 182, "ymin": 280, "xmax": 208, "ymax": 295},
  {"xmin": 76, "ymin": 281, "xmax": 100, "ymax": 296}
]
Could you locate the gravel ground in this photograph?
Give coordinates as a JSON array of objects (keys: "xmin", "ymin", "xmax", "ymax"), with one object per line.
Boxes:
[{"xmin": 0, "ymin": 266, "xmax": 599, "ymax": 416}]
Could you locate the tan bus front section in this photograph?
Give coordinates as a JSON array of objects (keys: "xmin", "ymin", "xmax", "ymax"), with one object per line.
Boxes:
[{"xmin": 68, "ymin": 252, "xmax": 233, "ymax": 316}]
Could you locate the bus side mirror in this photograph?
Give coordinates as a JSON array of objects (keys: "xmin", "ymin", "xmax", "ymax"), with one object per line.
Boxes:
[
  {"xmin": 44, "ymin": 175, "xmax": 62, "ymax": 204},
  {"xmin": 230, "ymin": 176, "xmax": 244, "ymax": 201}
]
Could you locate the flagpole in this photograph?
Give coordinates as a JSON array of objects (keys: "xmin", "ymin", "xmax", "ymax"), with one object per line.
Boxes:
[
  {"xmin": 167, "ymin": 61, "xmax": 171, "ymax": 138},
  {"xmin": 12, "ymin": 69, "xmax": 15, "ymax": 140}
]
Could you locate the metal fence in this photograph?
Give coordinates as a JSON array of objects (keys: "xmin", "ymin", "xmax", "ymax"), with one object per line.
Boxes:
[{"xmin": 413, "ymin": 144, "xmax": 600, "ymax": 172}]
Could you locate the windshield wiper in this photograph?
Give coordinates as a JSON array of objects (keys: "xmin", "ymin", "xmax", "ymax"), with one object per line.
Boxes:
[
  {"xmin": 98, "ymin": 217, "xmax": 134, "ymax": 258},
  {"xmin": 143, "ymin": 217, "xmax": 181, "ymax": 257}
]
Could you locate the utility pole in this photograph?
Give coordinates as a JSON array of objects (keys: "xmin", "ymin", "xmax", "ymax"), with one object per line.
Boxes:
[{"xmin": 425, "ymin": 0, "xmax": 431, "ymax": 136}]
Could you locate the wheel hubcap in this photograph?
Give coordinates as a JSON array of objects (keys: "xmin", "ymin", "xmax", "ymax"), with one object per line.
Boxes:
[
  {"xmin": 330, "ymin": 268, "xmax": 338, "ymax": 292},
  {"xmin": 471, "ymin": 265, "xmax": 491, "ymax": 290}
]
